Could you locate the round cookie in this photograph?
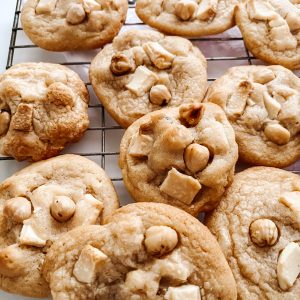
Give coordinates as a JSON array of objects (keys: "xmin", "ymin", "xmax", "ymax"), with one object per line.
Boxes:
[
  {"xmin": 43, "ymin": 202, "xmax": 237, "ymax": 300},
  {"xmin": 206, "ymin": 167, "xmax": 300, "ymax": 299},
  {"xmin": 0, "ymin": 154, "xmax": 119, "ymax": 298},
  {"xmin": 0, "ymin": 62, "xmax": 89, "ymax": 161},
  {"xmin": 89, "ymin": 29, "xmax": 207, "ymax": 128},
  {"xmin": 204, "ymin": 65, "xmax": 300, "ymax": 168},
  {"xmin": 21, "ymin": 0, "xmax": 128, "ymax": 51},
  {"xmin": 235, "ymin": 0, "xmax": 300, "ymax": 70},
  {"xmin": 136, "ymin": 0, "xmax": 239, "ymax": 37},
  {"xmin": 119, "ymin": 102, "xmax": 238, "ymax": 215}
]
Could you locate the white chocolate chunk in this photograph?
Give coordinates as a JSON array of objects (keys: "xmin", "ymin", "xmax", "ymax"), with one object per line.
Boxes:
[
  {"xmin": 126, "ymin": 66, "xmax": 158, "ymax": 97},
  {"xmin": 247, "ymin": 0, "xmax": 277, "ymax": 21},
  {"xmin": 165, "ymin": 285, "xmax": 201, "ymax": 300},
  {"xmin": 82, "ymin": 0, "xmax": 101, "ymax": 13},
  {"xmin": 143, "ymin": 42, "xmax": 175, "ymax": 70},
  {"xmin": 129, "ymin": 133, "xmax": 153, "ymax": 157},
  {"xmin": 36, "ymin": 0, "xmax": 57, "ymax": 14},
  {"xmin": 277, "ymin": 242, "xmax": 300, "ymax": 291},
  {"xmin": 160, "ymin": 168, "xmax": 201, "ymax": 205},
  {"xmin": 279, "ymin": 191, "xmax": 300, "ymax": 223},
  {"xmin": 66, "ymin": 4, "xmax": 86, "ymax": 25},
  {"xmin": 286, "ymin": 11, "xmax": 300, "ymax": 31},
  {"xmin": 19, "ymin": 224, "xmax": 46, "ymax": 247},
  {"xmin": 196, "ymin": 0, "xmax": 218, "ymax": 21},
  {"xmin": 175, "ymin": 0, "xmax": 198, "ymax": 21},
  {"xmin": 264, "ymin": 123, "xmax": 290, "ymax": 145},
  {"xmin": 263, "ymin": 91, "xmax": 281, "ymax": 119},
  {"xmin": 71, "ymin": 194, "xmax": 103, "ymax": 226},
  {"xmin": 4, "ymin": 197, "xmax": 32, "ymax": 223},
  {"xmin": 252, "ymin": 69, "xmax": 275, "ymax": 84},
  {"xmin": 73, "ymin": 245, "xmax": 107, "ymax": 284},
  {"xmin": 272, "ymin": 85, "xmax": 296, "ymax": 98}
]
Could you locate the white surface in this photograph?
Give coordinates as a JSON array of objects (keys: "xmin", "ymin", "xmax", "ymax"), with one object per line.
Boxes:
[{"xmin": 0, "ymin": 1, "xmax": 299, "ymax": 300}]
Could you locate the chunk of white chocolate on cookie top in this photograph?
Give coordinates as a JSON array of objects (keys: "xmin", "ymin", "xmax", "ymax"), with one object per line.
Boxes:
[
  {"xmin": 19, "ymin": 224, "xmax": 47, "ymax": 247},
  {"xmin": 82, "ymin": 0, "xmax": 101, "ymax": 13},
  {"xmin": 73, "ymin": 245, "xmax": 108, "ymax": 284},
  {"xmin": 165, "ymin": 285, "xmax": 201, "ymax": 300},
  {"xmin": 196, "ymin": 0, "xmax": 218, "ymax": 21},
  {"xmin": 247, "ymin": 0, "xmax": 276, "ymax": 21},
  {"xmin": 277, "ymin": 242, "xmax": 300, "ymax": 291},
  {"xmin": 252, "ymin": 68, "xmax": 275, "ymax": 84},
  {"xmin": 36, "ymin": 0, "xmax": 58, "ymax": 14},
  {"xmin": 129, "ymin": 133, "xmax": 153, "ymax": 157},
  {"xmin": 175, "ymin": 0, "xmax": 198, "ymax": 21},
  {"xmin": 263, "ymin": 91, "xmax": 281, "ymax": 119},
  {"xmin": 160, "ymin": 168, "xmax": 201, "ymax": 205},
  {"xmin": 279, "ymin": 191, "xmax": 300, "ymax": 223}
]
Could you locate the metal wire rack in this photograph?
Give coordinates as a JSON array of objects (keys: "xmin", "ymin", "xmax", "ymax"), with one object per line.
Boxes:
[{"xmin": 2, "ymin": 0, "xmax": 300, "ymax": 191}]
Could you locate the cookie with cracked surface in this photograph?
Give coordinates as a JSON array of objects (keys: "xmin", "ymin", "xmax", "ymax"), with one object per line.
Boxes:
[
  {"xmin": 136, "ymin": 0, "xmax": 239, "ymax": 37},
  {"xmin": 206, "ymin": 167, "xmax": 300, "ymax": 299},
  {"xmin": 21, "ymin": 0, "xmax": 128, "ymax": 51},
  {"xmin": 235, "ymin": 0, "xmax": 300, "ymax": 69},
  {"xmin": 0, "ymin": 154, "xmax": 119, "ymax": 298},
  {"xmin": 0, "ymin": 62, "xmax": 89, "ymax": 161},
  {"xmin": 204, "ymin": 65, "xmax": 300, "ymax": 168},
  {"xmin": 89, "ymin": 29, "xmax": 207, "ymax": 128},
  {"xmin": 119, "ymin": 102, "xmax": 238, "ymax": 215},
  {"xmin": 43, "ymin": 202, "xmax": 237, "ymax": 300}
]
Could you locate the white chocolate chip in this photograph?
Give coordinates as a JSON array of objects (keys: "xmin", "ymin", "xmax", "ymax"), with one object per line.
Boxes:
[
  {"xmin": 128, "ymin": 133, "xmax": 153, "ymax": 157},
  {"xmin": 19, "ymin": 224, "xmax": 46, "ymax": 247},
  {"xmin": 279, "ymin": 191, "xmax": 300, "ymax": 223},
  {"xmin": 277, "ymin": 242, "xmax": 300, "ymax": 290},
  {"xmin": 160, "ymin": 168, "xmax": 201, "ymax": 205},
  {"xmin": 143, "ymin": 42, "xmax": 175, "ymax": 70},
  {"xmin": 196, "ymin": 0, "xmax": 218, "ymax": 21},
  {"xmin": 286, "ymin": 11, "xmax": 300, "ymax": 31},
  {"xmin": 264, "ymin": 123, "xmax": 290, "ymax": 145},
  {"xmin": 36, "ymin": 0, "xmax": 57, "ymax": 14},
  {"xmin": 126, "ymin": 66, "xmax": 158, "ymax": 97},
  {"xmin": 249, "ymin": 219, "xmax": 278, "ymax": 247},
  {"xmin": 82, "ymin": 0, "xmax": 101, "ymax": 13},
  {"xmin": 145, "ymin": 226, "xmax": 178, "ymax": 256},
  {"xmin": 175, "ymin": 0, "xmax": 198, "ymax": 21},
  {"xmin": 263, "ymin": 91, "xmax": 281, "ymax": 119},
  {"xmin": 252, "ymin": 69, "xmax": 275, "ymax": 84},
  {"xmin": 66, "ymin": 4, "xmax": 86, "ymax": 25},
  {"xmin": 0, "ymin": 111, "xmax": 10, "ymax": 135},
  {"xmin": 50, "ymin": 196, "xmax": 76, "ymax": 222},
  {"xmin": 3, "ymin": 197, "xmax": 32, "ymax": 223},
  {"xmin": 165, "ymin": 285, "xmax": 201, "ymax": 300},
  {"xmin": 184, "ymin": 143, "xmax": 210, "ymax": 174},
  {"xmin": 149, "ymin": 85, "xmax": 171, "ymax": 106},
  {"xmin": 73, "ymin": 245, "xmax": 108, "ymax": 284},
  {"xmin": 247, "ymin": 0, "xmax": 277, "ymax": 21}
]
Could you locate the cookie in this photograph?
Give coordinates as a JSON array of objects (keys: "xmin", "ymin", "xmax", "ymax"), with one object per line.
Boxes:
[
  {"xmin": 89, "ymin": 29, "xmax": 207, "ymax": 128},
  {"xmin": 235, "ymin": 0, "xmax": 300, "ymax": 70},
  {"xmin": 0, "ymin": 154, "xmax": 119, "ymax": 298},
  {"xmin": 21, "ymin": 0, "xmax": 128, "ymax": 51},
  {"xmin": 135, "ymin": 0, "xmax": 238, "ymax": 37},
  {"xmin": 43, "ymin": 202, "xmax": 237, "ymax": 299},
  {"xmin": 206, "ymin": 167, "xmax": 300, "ymax": 299},
  {"xmin": 204, "ymin": 65, "xmax": 300, "ymax": 168},
  {"xmin": 0, "ymin": 62, "xmax": 89, "ymax": 161},
  {"xmin": 119, "ymin": 102, "xmax": 238, "ymax": 215}
]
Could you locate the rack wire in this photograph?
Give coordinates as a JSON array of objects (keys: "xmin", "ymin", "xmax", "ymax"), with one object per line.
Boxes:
[{"xmin": 2, "ymin": 0, "xmax": 300, "ymax": 186}]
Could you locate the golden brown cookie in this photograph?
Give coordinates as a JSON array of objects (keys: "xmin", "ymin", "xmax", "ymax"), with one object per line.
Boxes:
[
  {"xmin": 89, "ymin": 29, "xmax": 207, "ymax": 128},
  {"xmin": 119, "ymin": 103, "xmax": 238, "ymax": 215},
  {"xmin": 43, "ymin": 202, "xmax": 237, "ymax": 300},
  {"xmin": 0, "ymin": 62, "xmax": 89, "ymax": 161},
  {"xmin": 204, "ymin": 65, "xmax": 300, "ymax": 168},
  {"xmin": 206, "ymin": 167, "xmax": 300, "ymax": 299},
  {"xmin": 21, "ymin": 0, "xmax": 128, "ymax": 51},
  {"xmin": 0, "ymin": 154, "xmax": 119, "ymax": 298},
  {"xmin": 235, "ymin": 0, "xmax": 300, "ymax": 69},
  {"xmin": 136, "ymin": 0, "xmax": 239, "ymax": 37}
]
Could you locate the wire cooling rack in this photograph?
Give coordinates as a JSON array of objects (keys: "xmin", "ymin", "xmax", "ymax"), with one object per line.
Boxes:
[{"xmin": 2, "ymin": 0, "xmax": 300, "ymax": 202}]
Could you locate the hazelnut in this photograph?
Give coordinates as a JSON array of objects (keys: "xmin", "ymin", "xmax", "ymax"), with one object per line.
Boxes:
[
  {"xmin": 184, "ymin": 143, "xmax": 210, "ymax": 173},
  {"xmin": 249, "ymin": 219, "xmax": 278, "ymax": 247},
  {"xmin": 110, "ymin": 53, "xmax": 133, "ymax": 76},
  {"xmin": 3, "ymin": 197, "xmax": 32, "ymax": 223},
  {"xmin": 66, "ymin": 4, "xmax": 86, "ymax": 25},
  {"xmin": 179, "ymin": 104, "xmax": 204, "ymax": 127},
  {"xmin": 144, "ymin": 226, "xmax": 178, "ymax": 256},
  {"xmin": 0, "ymin": 245, "xmax": 25, "ymax": 277},
  {"xmin": 149, "ymin": 85, "xmax": 171, "ymax": 106},
  {"xmin": 264, "ymin": 123, "xmax": 290, "ymax": 145},
  {"xmin": 175, "ymin": 0, "xmax": 198, "ymax": 21},
  {"xmin": 50, "ymin": 196, "xmax": 76, "ymax": 222},
  {"xmin": 0, "ymin": 111, "xmax": 10, "ymax": 135}
]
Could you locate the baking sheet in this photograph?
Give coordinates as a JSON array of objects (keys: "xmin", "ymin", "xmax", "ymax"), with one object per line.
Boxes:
[{"xmin": 0, "ymin": 1, "xmax": 300, "ymax": 299}]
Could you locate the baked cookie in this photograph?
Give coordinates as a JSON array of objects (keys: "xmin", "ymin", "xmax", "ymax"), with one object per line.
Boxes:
[
  {"xmin": 89, "ymin": 29, "xmax": 207, "ymax": 128},
  {"xmin": 206, "ymin": 167, "xmax": 300, "ymax": 299},
  {"xmin": 0, "ymin": 154, "xmax": 119, "ymax": 298},
  {"xmin": 204, "ymin": 65, "xmax": 300, "ymax": 168},
  {"xmin": 0, "ymin": 62, "xmax": 89, "ymax": 161},
  {"xmin": 119, "ymin": 103, "xmax": 238, "ymax": 215},
  {"xmin": 136, "ymin": 0, "xmax": 239, "ymax": 37},
  {"xmin": 43, "ymin": 202, "xmax": 237, "ymax": 300},
  {"xmin": 21, "ymin": 0, "xmax": 128, "ymax": 51},
  {"xmin": 235, "ymin": 0, "xmax": 300, "ymax": 70}
]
